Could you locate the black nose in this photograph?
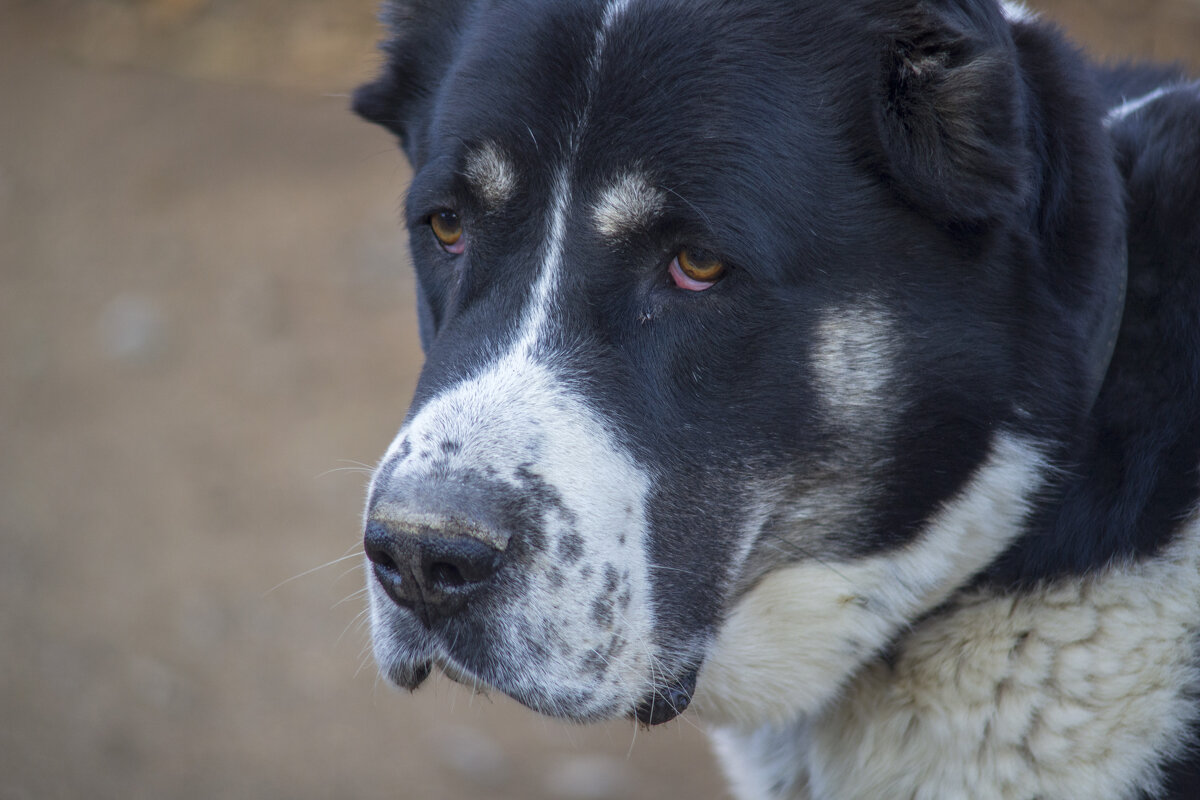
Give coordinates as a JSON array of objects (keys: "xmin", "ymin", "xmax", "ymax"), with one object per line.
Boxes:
[{"xmin": 364, "ymin": 517, "xmax": 503, "ymax": 628}]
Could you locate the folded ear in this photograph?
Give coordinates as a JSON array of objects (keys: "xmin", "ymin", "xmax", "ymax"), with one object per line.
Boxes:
[
  {"xmin": 352, "ymin": 0, "xmax": 476, "ymax": 159},
  {"xmin": 873, "ymin": 1, "xmax": 1031, "ymax": 225}
]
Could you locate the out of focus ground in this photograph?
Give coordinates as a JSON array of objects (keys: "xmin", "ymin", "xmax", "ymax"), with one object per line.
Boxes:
[{"xmin": 1, "ymin": 1, "xmax": 1196, "ymax": 799}]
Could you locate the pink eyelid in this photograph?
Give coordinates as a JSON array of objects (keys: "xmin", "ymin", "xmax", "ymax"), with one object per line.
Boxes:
[{"xmin": 668, "ymin": 256, "xmax": 717, "ymax": 291}]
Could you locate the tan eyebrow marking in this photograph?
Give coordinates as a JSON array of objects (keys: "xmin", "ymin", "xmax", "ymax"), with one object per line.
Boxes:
[
  {"xmin": 464, "ymin": 142, "xmax": 519, "ymax": 210},
  {"xmin": 591, "ymin": 171, "xmax": 666, "ymax": 239}
]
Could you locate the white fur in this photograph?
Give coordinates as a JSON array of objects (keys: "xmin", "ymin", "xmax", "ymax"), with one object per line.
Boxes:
[
  {"xmin": 1107, "ymin": 86, "xmax": 1175, "ymax": 126},
  {"xmin": 592, "ymin": 171, "xmax": 665, "ymax": 238},
  {"xmin": 463, "ymin": 142, "xmax": 518, "ymax": 210},
  {"xmin": 999, "ymin": 1, "xmax": 1036, "ymax": 24},
  {"xmin": 694, "ymin": 433, "xmax": 1048, "ymax": 728},
  {"xmin": 713, "ymin": 515, "xmax": 1200, "ymax": 799},
  {"xmin": 1106, "ymin": 82, "xmax": 1199, "ymax": 127},
  {"xmin": 576, "ymin": 0, "xmax": 638, "ymax": 152},
  {"xmin": 596, "ymin": 0, "xmax": 637, "ymax": 61},
  {"xmin": 711, "ymin": 724, "xmax": 813, "ymax": 800},
  {"xmin": 517, "ymin": 168, "xmax": 570, "ymax": 352},
  {"xmin": 721, "ymin": 303, "xmax": 901, "ymax": 570},
  {"xmin": 369, "ymin": 338, "xmax": 659, "ymax": 714},
  {"xmin": 811, "ymin": 303, "xmax": 897, "ymax": 420}
]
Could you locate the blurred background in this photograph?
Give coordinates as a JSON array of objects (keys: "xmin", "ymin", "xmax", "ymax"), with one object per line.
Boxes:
[{"xmin": 1, "ymin": 1, "xmax": 1197, "ymax": 798}]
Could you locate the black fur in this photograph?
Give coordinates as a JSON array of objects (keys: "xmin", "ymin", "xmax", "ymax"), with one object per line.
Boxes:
[
  {"xmin": 987, "ymin": 76, "xmax": 1200, "ymax": 589},
  {"xmin": 355, "ymin": 0, "xmax": 1200, "ymax": 793}
]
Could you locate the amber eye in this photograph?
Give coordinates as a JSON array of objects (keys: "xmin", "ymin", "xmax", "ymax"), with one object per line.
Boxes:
[
  {"xmin": 430, "ymin": 210, "xmax": 464, "ymax": 252},
  {"xmin": 671, "ymin": 248, "xmax": 726, "ymax": 290}
]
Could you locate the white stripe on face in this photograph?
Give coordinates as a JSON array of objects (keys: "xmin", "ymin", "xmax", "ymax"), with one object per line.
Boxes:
[
  {"xmin": 515, "ymin": 169, "xmax": 571, "ymax": 356},
  {"xmin": 519, "ymin": 0, "xmax": 644, "ymax": 351},
  {"xmin": 593, "ymin": 0, "xmax": 638, "ymax": 74}
]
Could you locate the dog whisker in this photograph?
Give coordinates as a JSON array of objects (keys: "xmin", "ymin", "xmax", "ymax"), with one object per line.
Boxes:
[
  {"xmin": 264, "ymin": 550, "xmax": 363, "ymax": 597},
  {"xmin": 336, "ymin": 605, "xmax": 372, "ymax": 646},
  {"xmin": 333, "ymin": 588, "xmax": 369, "ymax": 610}
]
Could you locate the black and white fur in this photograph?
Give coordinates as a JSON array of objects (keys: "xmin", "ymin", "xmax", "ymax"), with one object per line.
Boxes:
[{"xmin": 351, "ymin": 0, "xmax": 1200, "ymax": 796}]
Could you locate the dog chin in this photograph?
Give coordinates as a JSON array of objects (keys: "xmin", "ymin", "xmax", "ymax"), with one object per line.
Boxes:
[
  {"xmin": 383, "ymin": 658, "xmax": 432, "ymax": 691},
  {"xmin": 381, "ymin": 656, "xmax": 472, "ymax": 693},
  {"xmin": 378, "ymin": 640, "xmax": 699, "ymax": 727}
]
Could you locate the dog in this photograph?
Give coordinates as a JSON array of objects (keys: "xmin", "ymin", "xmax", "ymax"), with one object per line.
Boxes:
[{"xmin": 351, "ymin": 0, "xmax": 1200, "ymax": 796}]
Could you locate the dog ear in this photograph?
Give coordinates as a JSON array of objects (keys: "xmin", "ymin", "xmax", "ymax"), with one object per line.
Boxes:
[
  {"xmin": 873, "ymin": 1, "xmax": 1031, "ymax": 225},
  {"xmin": 353, "ymin": 0, "xmax": 476, "ymax": 158}
]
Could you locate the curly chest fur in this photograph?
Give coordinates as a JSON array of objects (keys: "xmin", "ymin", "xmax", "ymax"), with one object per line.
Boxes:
[{"xmin": 714, "ymin": 520, "xmax": 1200, "ymax": 800}]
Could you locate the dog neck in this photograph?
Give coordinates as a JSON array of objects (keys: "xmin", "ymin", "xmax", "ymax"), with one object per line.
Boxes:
[{"xmin": 710, "ymin": 513, "xmax": 1200, "ymax": 800}]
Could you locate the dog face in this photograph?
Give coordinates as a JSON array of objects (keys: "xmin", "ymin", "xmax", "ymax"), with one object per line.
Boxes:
[{"xmin": 354, "ymin": 0, "xmax": 1123, "ymax": 729}]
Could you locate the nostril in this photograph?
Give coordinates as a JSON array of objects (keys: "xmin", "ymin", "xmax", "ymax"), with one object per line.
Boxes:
[
  {"xmin": 420, "ymin": 536, "xmax": 500, "ymax": 592},
  {"xmin": 365, "ymin": 543, "xmax": 396, "ymax": 572},
  {"xmin": 428, "ymin": 561, "xmax": 466, "ymax": 589},
  {"xmin": 364, "ymin": 522, "xmax": 417, "ymax": 612},
  {"xmin": 363, "ymin": 532, "xmax": 402, "ymax": 576}
]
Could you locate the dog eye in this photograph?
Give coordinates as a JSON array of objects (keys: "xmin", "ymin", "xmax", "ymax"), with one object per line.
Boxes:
[
  {"xmin": 670, "ymin": 248, "xmax": 726, "ymax": 290},
  {"xmin": 430, "ymin": 210, "xmax": 465, "ymax": 254}
]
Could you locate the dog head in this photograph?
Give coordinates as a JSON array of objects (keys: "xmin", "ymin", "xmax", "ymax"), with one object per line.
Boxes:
[{"xmin": 353, "ymin": 0, "xmax": 1124, "ymax": 728}]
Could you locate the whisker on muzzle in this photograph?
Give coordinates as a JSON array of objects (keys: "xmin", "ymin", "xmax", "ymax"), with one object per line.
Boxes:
[{"xmin": 263, "ymin": 548, "xmax": 364, "ymax": 597}]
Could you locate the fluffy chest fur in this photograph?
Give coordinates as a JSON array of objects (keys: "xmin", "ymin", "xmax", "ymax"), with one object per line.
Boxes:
[{"xmin": 715, "ymin": 519, "xmax": 1200, "ymax": 799}]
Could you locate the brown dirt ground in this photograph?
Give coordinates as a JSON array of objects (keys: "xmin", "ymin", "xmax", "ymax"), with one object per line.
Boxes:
[{"xmin": 1, "ymin": 2, "xmax": 1196, "ymax": 799}]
